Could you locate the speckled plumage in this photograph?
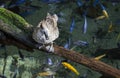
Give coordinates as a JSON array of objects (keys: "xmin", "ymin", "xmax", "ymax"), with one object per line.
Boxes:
[{"xmin": 32, "ymin": 13, "xmax": 59, "ymax": 52}]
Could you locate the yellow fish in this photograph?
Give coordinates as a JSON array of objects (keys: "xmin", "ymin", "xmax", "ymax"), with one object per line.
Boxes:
[
  {"xmin": 108, "ymin": 21, "xmax": 113, "ymax": 33},
  {"xmin": 94, "ymin": 54, "xmax": 106, "ymax": 60},
  {"xmin": 62, "ymin": 62, "xmax": 80, "ymax": 75},
  {"xmin": 95, "ymin": 15, "xmax": 105, "ymax": 20},
  {"xmin": 37, "ymin": 71, "xmax": 56, "ymax": 76},
  {"xmin": 102, "ymin": 10, "xmax": 109, "ymax": 18}
]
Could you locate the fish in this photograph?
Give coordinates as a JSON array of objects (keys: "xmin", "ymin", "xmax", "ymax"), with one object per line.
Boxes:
[
  {"xmin": 64, "ymin": 18, "xmax": 74, "ymax": 49},
  {"xmin": 64, "ymin": 18, "xmax": 75, "ymax": 49},
  {"xmin": 83, "ymin": 12, "xmax": 87, "ymax": 34},
  {"xmin": 94, "ymin": 54, "xmax": 106, "ymax": 60},
  {"xmin": 37, "ymin": 71, "xmax": 54, "ymax": 76},
  {"xmin": 99, "ymin": 2, "xmax": 109, "ymax": 18},
  {"xmin": 108, "ymin": 21, "xmax": 113, "ymax": 32},
  {"xmin": 64, "ymin": 42, "xmax": 69, "ymax": 49},
  {"xmin": 95, "ymin": 15, "xmax": 106, "ymax": 20},
  {"xmin": 64, "ymin": 18, "xmax": 75, "ymax": 50},
  {"xmin": 73, "ymin": 40, "xmax": 89, "ymax": 47},
  {"xmin": 64, "ymin": 38, "xmax": 71, "ymax": 49},
  {"xmin": 102, "ymin": 10, "xmax": 109, "ymax": 18},
  {"xmin": 70, "ymin": 18, "xmax": 75, "ymax": 33},
  {"xmin": 47, "ymin": 58, "xmax": 53, "ymax": 65},
  {"xmin": 62, "ymin": 62, "xmax": 80, "ymax": 75},
  {"xmin": 77, "ymin": 0, "xmax": 83, "ymax": 7},
  {"xmin": 37, "ymin": 70, "xmax": 56, "ymax": 76}
]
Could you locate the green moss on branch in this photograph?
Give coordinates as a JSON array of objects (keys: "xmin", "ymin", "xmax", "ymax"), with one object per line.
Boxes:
[{"xmin": 0, "ymin": 8, "xmax": 33, "ymax": 33}]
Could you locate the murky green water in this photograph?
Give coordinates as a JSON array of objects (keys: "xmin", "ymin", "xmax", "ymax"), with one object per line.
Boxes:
[{"xmin": 0, "ymin": 0, "xmax": 120, "ymax": 78}]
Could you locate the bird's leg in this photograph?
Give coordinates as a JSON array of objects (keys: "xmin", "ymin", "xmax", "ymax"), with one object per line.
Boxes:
[{"xmin": 45, "ymin": 42, "xmax": 54, "ymax": 52}]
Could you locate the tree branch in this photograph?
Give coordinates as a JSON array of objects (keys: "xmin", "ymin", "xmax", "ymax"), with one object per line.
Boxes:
[
  {"xmin": 54, "ymin": 45, "xmax": 120, "ymax": 78},
  {"xmin": 0, "ymin": 8, "xmax": 120, "ymax": 78}
]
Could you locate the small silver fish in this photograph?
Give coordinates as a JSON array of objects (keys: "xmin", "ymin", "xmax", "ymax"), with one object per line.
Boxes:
[
  {"xmin": 47, "ymin": 58, "xmax": 53, "ymax": 66},
  {"xmin": 70, "ymin": 18, "xmax": 75, "ymax": 33},
  {"xmin": 77, "ymin": 0, "xmax": 83, "ymax": 7},
  {"xmin": 83, "ymin": 15, "xmax": 87, "ymax": 34},
  {"xmin": 64, "ymin": 43, "xmax": 69, "ymax": 49},
  {"xmin": 64, "ymin": 38, "xmax": 71, "ymax": 49}
]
